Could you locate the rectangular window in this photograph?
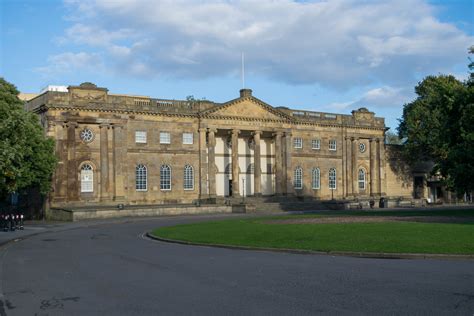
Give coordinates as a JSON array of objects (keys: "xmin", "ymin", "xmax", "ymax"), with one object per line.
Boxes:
[
  {"xmin": 311, "ymin": 139, "xmax": 321, "ymax": 150},
  {"xmin": 135, "ymin": 131, "xmax": 147, "ymax": 144},
  {"xmin": 329, "ymin": 139, "xmax": 337, "ymax": 151},
  {"xmin": 294, "ymin": 137, "xmax": 303, "ymax": 149},
  {"xmin": 182, "ymin": 132, "xmax": 193, "ymax": 145},
  {"xmin": 160, "ymin": 132, "xmax": 171, "ymax": 144}
]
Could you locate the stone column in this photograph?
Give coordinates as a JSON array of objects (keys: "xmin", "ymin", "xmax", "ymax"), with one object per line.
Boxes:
[
  {"xmin": 369, "ymin": 138, "xmax": 376, "ymax": 196},
  {"xmin": 207, "ymin": 128, "xmax": 217, "ymax": 198},
  {"xmin": 345, "ymin": 137, "xmax": 352, "ymax": 197},
  {"xmin": 99, "ymin": 124, "xmax": 110, "ymax": 201},
  {"xmin": 273, "ymin": 131, "xmax": 283, "ymax": 195},
  {"xmin": 112, "ymin": 125, "xmax": 125, "ymax": 201},
  {"xmin": 377, "ymin": 138, "xmax": 385, "ymax": 195},
  {"xmin": 352, "ymin": 137, "xmax": 359, "ymax": 196},
  {"xmin": 66, "ymin": 122, "xmax": 78, "ymax": 201},
  {"xmin": 198, "ymin": 128, "xmax": 208, "ymax": 198},
  {"xmin": 284, "ymin": 131, "xmax": 293, "ymax": 195},
  {"xmin": 231, "ymin": 129, "xmax": 240, "ymax": 197},
  {"xmin": 253, "ymin": 131, "xmax": 262, "ymax": 196}
]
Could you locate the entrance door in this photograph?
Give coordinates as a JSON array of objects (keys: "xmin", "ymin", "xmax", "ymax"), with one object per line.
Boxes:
[{"xmin": 228, "ymin": 179, "xmax": 233, "ymax": 197}]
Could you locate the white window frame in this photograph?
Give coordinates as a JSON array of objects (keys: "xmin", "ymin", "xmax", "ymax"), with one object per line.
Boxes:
[
  {"xmin": 136, "ymin": 164, "xmax": 148, "ymax": 191},
  {"xmin": 80, "ymin": 164, "xmax": 93, "ymax": 193},
  {"xmin": 182, "ymin": 132, "xmax": 193, "ymax": 145},
  {"xmin": 358, "ymin": 168, "xmax": 366, "ymax": 190},
  {"xmin": 294, "ymin": 167, "xmax": 303, "ymax": 189},
  {"xmin": 311, "ymin": 139, "xmax": 321, "ymax": 150},
  {"xmin": 183, "ymin": 165, "xmax": 194, "ymax": 190},
  {"xmin": 329, "ymin": 168, "xmax": 337, "ymax": 190},
  {"xmin": 160, "ymin": 165, "xmax": 172, "ymax": 191},
  {"xmin": 135, "ymin": 131, "xmax": 147, "ymax": 144},
  {"xmin": 294, "ymin": 137, "xmax": 303, "ymax": 149},
  {"xmin": 329, "ymin": 139, "xmax": 337, "ymax": 151},
  {"xmin": 312, "ymin": 168, "xmax": 320, "ymax": 189},
  {"xmin": 160, "ymin": 132, "xmax": 171, "ymax": 144}
]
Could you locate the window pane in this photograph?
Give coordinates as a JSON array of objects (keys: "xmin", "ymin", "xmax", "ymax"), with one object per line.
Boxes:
[
  {"xmin": 294, "ymin": 167, "xmax": 303, "ymax": 189},
  {"xmin": 135, "ymin": 131, "xmax": 147, "ymax": 143},
  {"xmin": 329, "ymin": 168, "xmax": 336, "ymax": 189},
  {"xmin": 184, "ymin": 165, "xmax": 194, "ymax": 190},
  {"xmin": 81, "ymin": 164, "xmax": 93, "ymax": 193},
  {"xmin": 312, "ymin": 139, "xmax": 320, "ymax": 150},
  {"xmin": 160, "ymin": 165, "xmax": 171, "ymax": 190},
  {"xmin": 312, "ymin": 168, "xmax": 320, "ymax": 189},
  {"xmin": 183, "ymin": 133, "xmax": 193, "ymax": 144},
  {"xmin": 358, "ymin": 169, "xmax": 366, "ymax": 189},
  {"xmin": 329, "ymin": 140, "xmax": 337, "ymax": 151},
  {"xmin": 136, "ymin": 164, "xmax": 147, "ymax": 191},
  {"xmin": 294, "ymin": 138, "xmax": 302, "ymax": 148},
  {"xmin": 160, "ymin": 132, "xmax": 171, "ymax": 144}
]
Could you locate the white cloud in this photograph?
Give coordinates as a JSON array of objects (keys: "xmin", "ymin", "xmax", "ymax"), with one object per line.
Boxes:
[
  {"xmin": 35, "ymin": 52, "xmax": 104, "ymax": 76},
  {"xmin": 49, "ymin": 0, "xmax": 472, "ymax": 88}
]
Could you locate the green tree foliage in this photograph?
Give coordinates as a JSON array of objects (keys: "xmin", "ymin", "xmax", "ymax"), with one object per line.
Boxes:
[
  {"xmin": 0, "ymin": 78, "xmax": 57, "ymax": 197},
  {"xmin": 398, "ymin": 49, "xmax": 474, "ymax": 194}
]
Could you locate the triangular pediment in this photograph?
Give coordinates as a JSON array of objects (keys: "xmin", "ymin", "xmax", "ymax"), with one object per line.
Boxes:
[{"xmin": 202, "ymin": 97, "xmax": 292, "ymax": 122}]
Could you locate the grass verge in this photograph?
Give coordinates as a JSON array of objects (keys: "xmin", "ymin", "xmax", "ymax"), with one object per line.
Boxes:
[{"xmin": 151, "ymin": 209, "xmax": 474, "ymax": 255}]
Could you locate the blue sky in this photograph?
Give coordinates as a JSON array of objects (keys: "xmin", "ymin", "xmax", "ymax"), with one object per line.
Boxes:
[{"xmin": 1, "ymin": 0, "xmax": 473, "ymax": 131}]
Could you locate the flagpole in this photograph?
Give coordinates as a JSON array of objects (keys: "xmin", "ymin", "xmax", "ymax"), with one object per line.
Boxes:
[{"xmin": 241, "ymin": 52, "xmax": 245, "ymax": 89}]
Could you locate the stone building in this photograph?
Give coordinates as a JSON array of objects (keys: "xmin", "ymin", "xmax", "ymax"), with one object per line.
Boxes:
[{"xmin": 25, "ymin": 82, "xmax": 417, "ymax": 214}]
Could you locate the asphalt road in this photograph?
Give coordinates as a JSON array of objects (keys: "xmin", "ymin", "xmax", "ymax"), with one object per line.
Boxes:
[{"xmin": 0, "ymin": 214, "xmax": 472, "ymax": 315}]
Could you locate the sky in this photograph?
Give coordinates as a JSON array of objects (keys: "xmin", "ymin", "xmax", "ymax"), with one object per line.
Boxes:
[{"xmin": 1, "ymin": 0, "xmax": 473, "ymax": 131}]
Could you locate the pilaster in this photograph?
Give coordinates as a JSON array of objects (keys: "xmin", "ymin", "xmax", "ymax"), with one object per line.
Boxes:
[
  {"xmin": 207, "ymin": 128, "xmax": 217, "ymax": 198},
  {"xmin": 252, "ymin": 131, "xmax": 262, "ymax": 196},
  {"xmin": 198, "ymin": 128, "xmax": 208, "ymax": 198},
  {"xmin": 66, "ymin": 122, "xmax": 78, "ymax": 201},
  {"xmin": 99, "ymin": 124, "xmax": 110, "ymax": 201},
  {"xmin": 273, "ymin": 131, "xmax": 283, "ymax": 195},
  {"xmin": 231, "ymin": 129, "xmax": 240, "ymax": 197}
]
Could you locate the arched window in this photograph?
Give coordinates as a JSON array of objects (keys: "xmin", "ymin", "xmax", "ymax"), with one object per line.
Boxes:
[
  {"xmin": 358, "ymin": 168, "xmax": 366, "ymax": 190},
  {"xmin": 294, "ymin": 167, "xmax": 303, "ymax": 189},
  {"xmin": 247, "ymin": 163, "xmax": 254, "ymax": 174},
  {"xmin": 160, "ymin": 165, "xmax": 172, "ymax": 190},
  {"xmin": 224, "ymin": 163, "xmax": 232, "ymax": 175},
  {"xmin": 80, "ymin": 164, "xmax": 93, "ymax": 193},
  {"xmin": 136, "ymin": 164, "xmax": 147, "ymax": 191},
  {"xmin": 312, "ymin": 168, "xmax": 320, "ymax": 189},
  {"xmin": 183, "ymin": 165, "xmax": 194, "ymax": 190},
  {"xmin": 329, "ymin": 168, "xmax": 336, "ymax": 190}
]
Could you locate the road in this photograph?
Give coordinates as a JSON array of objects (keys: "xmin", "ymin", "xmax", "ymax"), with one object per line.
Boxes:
[{"xmin": 0, "ymin": 214, "xmax": 472, "ymax": 315}]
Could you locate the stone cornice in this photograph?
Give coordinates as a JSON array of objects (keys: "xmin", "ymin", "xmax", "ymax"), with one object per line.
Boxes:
[{"xmin": 44, "ymin": 104, "xmax": 386, "ymax": 131}]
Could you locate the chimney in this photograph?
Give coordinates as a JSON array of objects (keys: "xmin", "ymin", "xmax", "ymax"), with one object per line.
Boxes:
[{"xmin": 239, "ymin": 88, "xmax": 252, "ymax": 98}]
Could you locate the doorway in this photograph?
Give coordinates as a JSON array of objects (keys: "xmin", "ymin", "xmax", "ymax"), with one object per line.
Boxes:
[{"xmin": 228, "ymin": 179, "xmax": 233, "ymax": 197}]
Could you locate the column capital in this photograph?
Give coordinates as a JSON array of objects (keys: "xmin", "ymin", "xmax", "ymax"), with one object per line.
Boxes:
[
  {"xmin": 111, "ymin": 124, "xmax": 123, "ymax": 130},
  {"xmin": 283, "ymin": 131, "xmax": 292, "ymax": 137},
  {"xmin": 272, "ymin": 131, "xmax": 283, "ymax": 137},
  {"xmin": 251, "ymin": 130, "xmax": 262, "ymax": 136},
  {"xmin": 198, "ymin": 128, "xmax": 207, "ymax": 133},
  {"xmin": 208, "ymin": 128, "xmax": 218, "ymax": 133},
  {"xmin": 65, "ymin": 121, "xmax": 78, "ymax": 128},
  {"xmin": 99, "ymin": 123, "xmax": 111, "ymax": 129},
  {"xmin": 231, "ymin": 129, "xmax": 240, "ymax": 136}
]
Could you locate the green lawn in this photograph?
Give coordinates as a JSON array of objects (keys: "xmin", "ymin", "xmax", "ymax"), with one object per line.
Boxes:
[{"xmin": 151, "ymin": 209, "xmax": 474, "ymax": 254}]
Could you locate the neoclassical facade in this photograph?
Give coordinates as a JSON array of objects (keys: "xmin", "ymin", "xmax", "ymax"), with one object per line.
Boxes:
[{"xmin": 26, "ymin": 83, "xmax": 414, "ymax": 209}]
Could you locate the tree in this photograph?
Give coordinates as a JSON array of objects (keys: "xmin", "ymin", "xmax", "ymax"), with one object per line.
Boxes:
[
  {"xmin": 0, "ymin": 78, "xmax": 57, "ymax": 198},
  {"xmin": 398, "ymin": 49, "xmax": 474, "ymax": 194}
]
